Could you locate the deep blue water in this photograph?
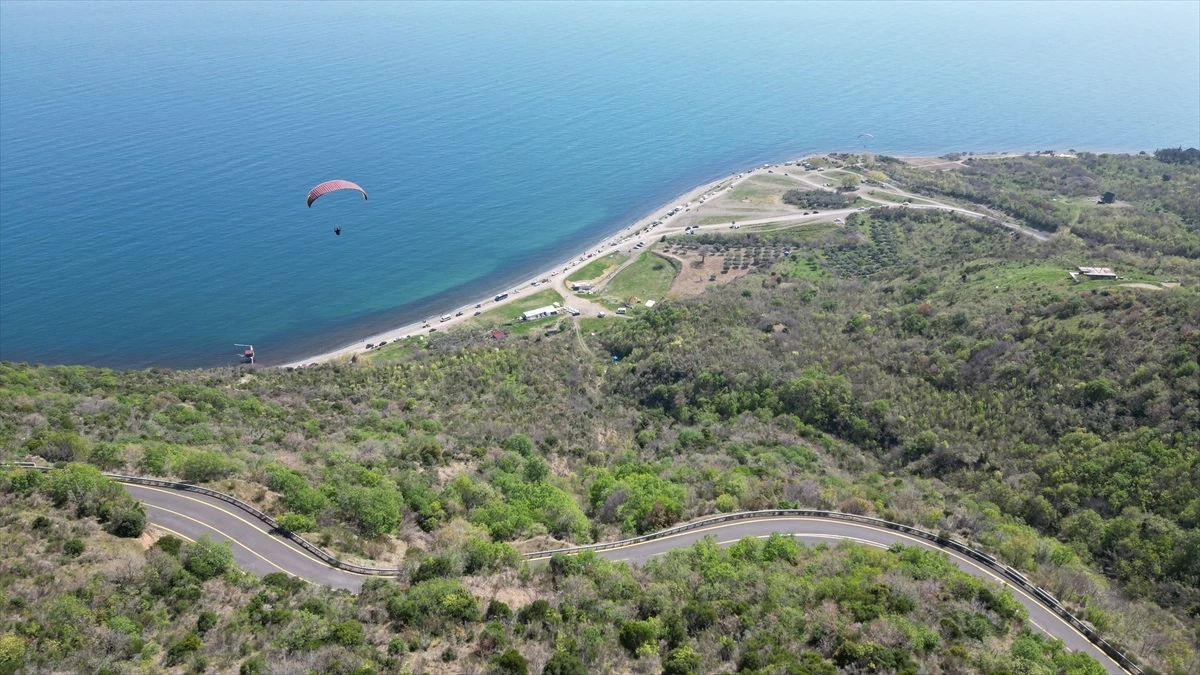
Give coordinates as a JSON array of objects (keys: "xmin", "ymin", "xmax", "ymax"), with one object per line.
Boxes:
[{"xmin": 2, "ymin": 1, "xmax": 1198, "ymax": 368}]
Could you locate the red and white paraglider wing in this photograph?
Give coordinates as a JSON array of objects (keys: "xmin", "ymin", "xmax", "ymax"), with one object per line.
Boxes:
[{"xmin": 306, "ymin": 180, "xmax": 368, "ymax": 207}]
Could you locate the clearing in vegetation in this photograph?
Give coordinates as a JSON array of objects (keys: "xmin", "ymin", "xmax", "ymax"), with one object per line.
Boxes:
[
  {"xmin": 566, "ymin": 252, "xmax": 627, "ymax": 283},
  {"xmin": 598, "ymin": 251, "xmax": 678, "ymax": 309}
]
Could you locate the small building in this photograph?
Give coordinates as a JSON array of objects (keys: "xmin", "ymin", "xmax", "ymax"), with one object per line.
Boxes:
[
  {"xmin": 1077, "ymin": 266, "xmax": 1116, "ymax": 280},
  {"xmin": 644, "ymin": 300, "xmax": 656, "ymax": 308},
  {"xmin": 522, "ymin": 304, "xmax": 559, "ymax": 321},
  {"xmin": 571, "ymin": 282, "xmax": 592, "ymax": 291},
  {"xmin": 490, "ymin": 330, "xmax": 506, "ymax": 340}
]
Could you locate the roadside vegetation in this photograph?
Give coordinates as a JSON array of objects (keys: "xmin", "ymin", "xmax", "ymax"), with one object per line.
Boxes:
[{"xmin": 2, "ymin": 150, "xmax": 1198, "ymax": 674}]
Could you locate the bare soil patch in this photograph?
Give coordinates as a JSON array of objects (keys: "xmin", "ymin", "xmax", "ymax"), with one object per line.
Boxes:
[
  {"xmin": 462, "ymin": 571, "xmax": 549, "ymax": 608},
  {"xmin": 661, "ymin": 250, "xmax": 750, "ymax": 296},
  {"xmin": 661, "ymin": 242, "xmax": 789, "ymax": 297}
]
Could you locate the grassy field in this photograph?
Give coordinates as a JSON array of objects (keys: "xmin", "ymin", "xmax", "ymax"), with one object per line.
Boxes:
[
  {"xmin": 368, "ymin": 335, "xmax": 429, "ymax": 363},
  {"xmin": 773, "ymin": 254, "xmax": 828, "ymax": 280},
  {"xmin": 954, "ymin": 262, "xmax": 1162, "ymax": 299},
  {"xmin": 726, "ymin": 175, "xmax": 797, "ymax": 204},
  {"xmin": 697, "ymin": 215, "xmax": 740, "ymax": 225},
  {"xmin": 505, "ymin": 314, "xmax": 565, "ymax": 336},
  {"xmin": 566, "ymin": 252, "xmax": 627, "ymax": 282},
  {"xmin": 576, "ymin": 317, "xmax": 610, "ymax": 334},
  {"xmin": 467, "ymin": 288, "xmax": 563, "ymax": 327},
  {"xmin": 600, "ymin": 251, "xmax": 678, "ymax": 309}
]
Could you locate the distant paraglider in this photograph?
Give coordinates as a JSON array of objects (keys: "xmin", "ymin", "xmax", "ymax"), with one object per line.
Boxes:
[
  {"xmin": 857, "ymin": 133, "xmax": 875, "ymax": 139},
  {"xmin": 306, "ymin": 180, "xmax": 367, "ymax": 208}
]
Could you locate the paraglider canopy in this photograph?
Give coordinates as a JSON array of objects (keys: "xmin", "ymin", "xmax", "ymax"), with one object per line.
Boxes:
[
  {"xmin": 857, "ymin": 133, "xmax": 874, "ymax": 139},
  {"xmin": 306, "ymin": 180, "xmax": 367, "ymax": 207}
]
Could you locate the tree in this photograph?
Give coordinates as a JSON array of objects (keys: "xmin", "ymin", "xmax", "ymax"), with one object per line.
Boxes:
[
  {"xmin": 184, "ymin": 535, "xmax": 234, "ymax": 580},
  {"xmin": 87, "ymin": 442, "xmax": 125, "ymax": 470},
  {"xmin": 26, "ymin": 430, "xmax": 89, "ymax": 462},
  {"xmin": 340, "ymin": 485, "xmax": 400, "ymax": 538},
  {"xmin": 178, "ymin": 450, "xmax": 236, "ymax": 483},
  {"xmin": 663, "ymin": 645, "xmax": 702, "ymax": 675},
  {"xmin": 0, "ymin": 634, "xmax": 26, "ymax": 675},
  {"xmin": 492, "ymin": 649, "xmax": 529, "ymax": 675},
  {"xmin": 542, "ymin": 651, "xmax": 587, "ymax": 675},
  {"xmin": 104, "ymin": 503, "xmax": 146, "ymax": 538},
  {"xmin": 330, "ymin": 620, "xmax": 365, "ymax": 647},
  {"xmin": 502, "ymin": 434, "xmax": 534, "ymax": 457},
  {"xmin": 523, "ymin": 455, "xmax": 550, "ymax": 483},
  {"xmin": 839, "ymin": 173, "xmax": 860, "ymax": 191},
  {"xmin": 45, "ymin": 463, "xmax": 106, "ymax": 507},
  {"xmin": 619, "ymin": 619, "xmax": 658, "ymax": 655},
  {"xmin": 864, "ymin": 170, "xmax": 889, "ymax": 184}
]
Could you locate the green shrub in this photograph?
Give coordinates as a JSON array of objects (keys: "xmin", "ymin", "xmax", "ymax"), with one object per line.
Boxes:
[
  {"xmin": 196, "ymin": 611, "xmax": 218, "ymax": 635},
  {"xmin": 278, "ymin": 513, "xmax": 317, "ymax": 533},
  {"xmin": 164, "ymin": 632, "xmax": 202, "ymax": 666},
  {"xmin": 330, "ymin": 620, "xmax": 365, "ymax": 647},
  {"xmin": 63, "ymin": 538, "xmax": 85, "ymax": 557},
  {"xmin": 542, "ymin": 651, "xmax": 587, "ymax": 675},
  {"xmin": 183, "ymin": 535, "xmax": 233, "ymax": 580},
  {"xmin": 492, "ymin": 649, "xmax": 528, "ymax": 675}
]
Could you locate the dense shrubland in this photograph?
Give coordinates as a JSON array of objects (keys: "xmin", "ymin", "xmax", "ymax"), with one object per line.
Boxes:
[
  {"xmin": 881, "ymin": 151, "xmax": 1200, "ymax": 256},
  {"xmin": 0, "ymin": 493, "xmax": 1105, "ymax": 675},
  {"xmin": 2, "ymin": 153, "xmax": 1198, "ymax": 673}
]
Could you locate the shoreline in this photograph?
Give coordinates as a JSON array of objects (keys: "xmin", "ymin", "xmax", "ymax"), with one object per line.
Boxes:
[
  {"xmin": 278, "ymin": 167, "xmax": 745, "ymax": 368},
  {"xmin": 263, "ymin": 147, "xmax": 1112, "ymax": 369}
]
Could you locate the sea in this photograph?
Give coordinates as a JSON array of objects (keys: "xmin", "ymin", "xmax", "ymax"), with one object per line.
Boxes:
[{"xmin": 2, "ymin": 1, "xmax": 1198, "ymax": 369}]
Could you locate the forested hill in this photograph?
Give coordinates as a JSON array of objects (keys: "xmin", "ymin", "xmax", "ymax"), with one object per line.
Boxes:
[{"xmin": 2, "ymin": 151, "xmax": 1198, "ymax": 674}]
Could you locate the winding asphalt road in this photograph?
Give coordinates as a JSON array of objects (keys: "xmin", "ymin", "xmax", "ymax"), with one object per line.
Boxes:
[{"xmin": 126, "ymin": 484, "xmax": 1128, "ymax": 674}]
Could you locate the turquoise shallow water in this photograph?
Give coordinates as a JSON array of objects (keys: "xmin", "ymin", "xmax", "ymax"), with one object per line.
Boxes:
[{"xmin": 2, "ymin": 1, "xmax": 1198, "ymax": 368}]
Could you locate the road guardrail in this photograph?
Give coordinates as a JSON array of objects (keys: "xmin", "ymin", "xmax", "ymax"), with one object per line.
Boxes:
[{"xmin": 2, "ymin": 462, "xmax": 1141, "ymax": 674}]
